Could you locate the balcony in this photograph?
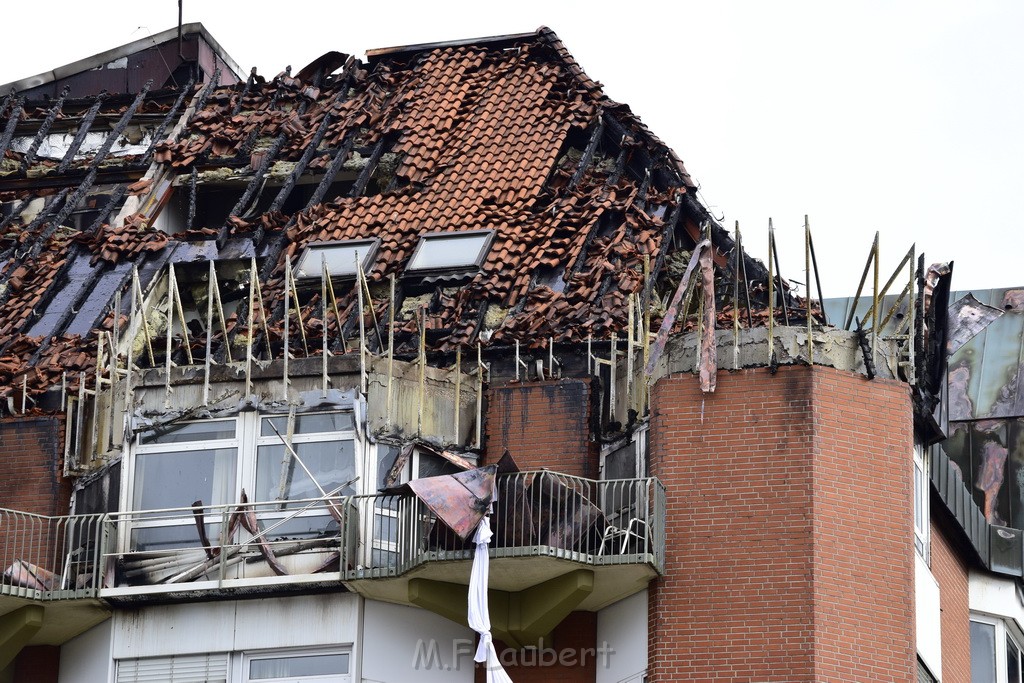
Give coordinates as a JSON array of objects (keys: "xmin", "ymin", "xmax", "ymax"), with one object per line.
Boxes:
[
  {"xmin": 0, "ymin": 472, "xmax": 664, "ymax": 648},
  {"xmin": 0, "ymin": 509, "xmax": 108, "ymax": 657},
  {"xmin": 344, "ymin": 473, "xmax": 663, "ymax": 622}
]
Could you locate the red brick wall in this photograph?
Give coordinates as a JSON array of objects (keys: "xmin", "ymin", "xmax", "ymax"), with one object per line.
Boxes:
[
  {"xmin": 484, "ymin": 379, "xmax": 597, "ymax": 479},
  {"xmin": 930, "ymin": 519, "xmax": 971, "ymax": 683},
  {"xmin": 647, "ymin": 365, "xmax": 915, "ymax": 682},
  {"xmin": 0, "ymin": 416, "xmax": 73, "ymax": 604},
  {"xmin": 810, "ymin": 368, "xmax": 915, "ymax": 681},
  {"xmin": 480, "ymin": 380, "xmax": 598, "ymax": 681},
  {"xmin": 475, "ymin": 612, "xmax": 596, "ymax": 683},
  {"xmin": 0, "ymin": 416, "xmax": 70, "ymax": 516}
]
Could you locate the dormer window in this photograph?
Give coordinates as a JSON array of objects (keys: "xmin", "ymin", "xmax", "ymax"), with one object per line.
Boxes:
[
  {"xmin": 406, "ymin": 230, "xmax": 492, "ymax": 272},
  {"xmin": 295, "ymin": 239, "xmax": 379, "ymax": 279}
]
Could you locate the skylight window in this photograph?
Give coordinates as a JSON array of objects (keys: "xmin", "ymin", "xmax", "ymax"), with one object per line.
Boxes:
[
  {"xmin": 407, "ymin": 230, "xmax": 492, "ymax": 272},
  {"xmin": 295, "ymin": 239, "xmax": 378, "ymax": 279}
]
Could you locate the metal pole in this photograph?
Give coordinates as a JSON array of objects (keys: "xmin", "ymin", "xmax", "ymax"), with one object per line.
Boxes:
[
  {"xmin": 245, "ymin": 259, "xmax": 255, "ymax": 400},
  {"xmin": 203, "ymin": 261, "xmax": 214, "ymax": 406},
  {"xmin": 733, "ymin": 221, "xmax": 740, "ymax": 370},
  {"xmin": 476, "ymin": 343, "xmax": 483, "ymax": 449},
  {"xmin": 288, "ymin": 265, "xmax": 307, "ymax": 357},
  {"xmin": 767, "ymin": 219, "xmax": 775, "ymax": 366},
  {"xmin": 133, "ymin": 267, "xmax": 155, "ymax": 367},
  {"xmin": 282, "ymin": 261, "xmax": 290, "ymax": 401},
  {"xmin": 454, "ymin": 346, "xmax": 462, "ymax": 442},
  {"xmin": 844, "ymin": 232, "xmax": 878, "ymax": 331},
  {"xmin": 164, "ymin": 268, "xmax": 175, "ymax": 408},
  {"xmin": 609, "ymin": 333, "xmax": 617, "ymax": 422},
  {"xmin": 873, "ymin": 231, "xmax": 879, "ymax": 367},
  {"xmin": 355, "ymin": 252, "xmax": 367, "ymax": 395},
  {"xmin": 805, "ymin": 215, "xmax": 812, "ymax": 365},
  {"xmin": 209, "ymin": 265, "xmax": 232, "ymax": 363},
  {"xmin": 386, "ymin": 274, "xmax": 395, "ymax": 428},
  {"xmin": 418, "ymin": 309, "xmax": 426, "ymax": 435},
  {"xmin": 321, "ymin": 256, "xmax": 329, "ymax": 397},
  {"xmin": 170, "ymin": 263, "xmax": 193, "ymax": 365},
  {"xmin": 626, "ymin": 299, "xmax": 634, "ymax": 412}
]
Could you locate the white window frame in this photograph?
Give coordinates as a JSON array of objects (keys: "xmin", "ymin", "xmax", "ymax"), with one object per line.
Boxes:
[
  {"xmin": 125, "ymin": 419, "xmax": 240, "ymax": 555},
  {"xmin": 914, "ymin": 442, "xmax": 931, "ymax": 563},
  {"xmin": 122, "ymin": 412, "xmax": 362, "ymax": 557},
  {"xmin": 294, "ymin": 239, "xmax": 379, "ymax": 280},
  {"xmin": 971, "ymin": 612, "xmax": 1024, "ymax": 683},
  {"xmin": 241, "ymin": 647, "xmax": 352, "ymax": 683},
  {"xmin": 406, "ymin": 229, "xmax": 493, "ymax": 272}
]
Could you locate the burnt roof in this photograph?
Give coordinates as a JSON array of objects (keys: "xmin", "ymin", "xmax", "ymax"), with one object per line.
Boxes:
[{"xmin": 0, "ymin": 26, "xmax": 786, "ymax": 407}]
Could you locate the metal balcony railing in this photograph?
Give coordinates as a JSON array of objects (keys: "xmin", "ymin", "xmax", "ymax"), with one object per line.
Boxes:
[
  {"xmin": 101, "ymin": 495, "xmax": 353, "ymax": 590},
  {"xmin": 344, "ymin": 471, "xmax": 666, "ymax": 580},
  {"xmin": 0, "ymin": 472, "xmax": 664, "ymax": 599},
  {"xmin": 0, "ymin": 508, "xmax": 105, "ymax": 600}
]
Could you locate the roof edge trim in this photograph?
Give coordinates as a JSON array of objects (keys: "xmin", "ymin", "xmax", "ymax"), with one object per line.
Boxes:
[
  {"xmin": 365, "ymin": 30, "xmax": 539, "ymax": 62},
  {"xmin": 0, "ymin": 22, "xmax": 245, "ymax": 95}
]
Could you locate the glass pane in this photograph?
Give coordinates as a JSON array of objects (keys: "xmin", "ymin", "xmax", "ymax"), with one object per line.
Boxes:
[
  {"xmin": 408, "ymin": 232, "xmax": 489, "ymax": 270},
  {"xmin": 139, "ymin": 420, "xmax": 235, "ymax": 445},
  {"xmin": 1010, "ymin": 635, "xmax": 1022, "ymax": 683},
  {"xmin": 259, "ymin": 513, "xmax": 338, "ymax": 541},
  {"xmin": 971, "ymin": 620, "xmax": 997, "ymax": 683},
  {"xmin": 371, "ymin": 548, "xmax": 397, "ymax": 568},
  {"xmin": 605, "ymin": 443, "xmax": 637, "ymax": 480},
  {"xmin": 249, "ymin": 653, "xmax": 349, "ymax": 679},
  {"xmin": 130, "ymin": 522, "xmax": 222, "ymax": 553},
  {"xmin": 296, "ymin": 241, "xmax": 375, "ymax": 278},
  {"xmin": 133, "ymin": 448, "xmax": 237, "ymax": 510},
  {"xmin": 261, "ymin": 413, "xmax": 354, "ymax": 437},
  {"xmin": 377, "ymin": 445, "xmax": 402, "ymax": 490},
  {"xmin": 256, "ymin": 440, "xmax": 356, "ymax": 504},
  {"xmin": 374, "ymin": 512, "xmax": 398, "ymax": 544},
  {"xmin": 416, "ymin": 453, "xmax": 462, "ymax": 479}
]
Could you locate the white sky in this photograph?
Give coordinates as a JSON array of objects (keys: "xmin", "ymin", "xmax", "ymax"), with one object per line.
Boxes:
[{"xmin": 2, "ymin": 0, "xmax": 1021, "ymax": 296}]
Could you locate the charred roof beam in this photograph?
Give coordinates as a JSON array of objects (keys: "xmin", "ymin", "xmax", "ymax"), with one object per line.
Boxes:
[
  {"xmin": 349, "ymin": 138, "xmax": 386, "ymax": 198},
  {"xmin": 140, "ymin": 75, "xmax": 195, "ymax": 166},
  {"xmin": 8, "ymin": 186, "xmax": 126, "ymax": 360},
  {"xmin": 230, "ymin": 68, "xmax": 258, "ymax": 117},
  {"xmin": 303, "ymin": 135, "xmax": 357, "ymax": 211},
  {"xmin": 55, "ymin": 93, "xmax": 107, "ymax": 175},
  {"xmin": 0, "ymin": 189, "xmax": 70, "ymax": 265},
  {"xmin": 0, "ymin": 196, "xmax": 30, "ymax": 233},
  {"xmin": 0, "ymin": 97, "xmax": 24, "ymax": 163},
  {"xmin": 87, "ymin": 80, "xmax": 152, "ymax": 173},
  {"xmin": 568, "ymin": 116, "xmax": 604, "ymax": 191},
  {"xmin": 21, "ymin": 86, "xmax": 70, "ymax": 171},
  {"xmin": 186, "ymin": 68, "xmax": 221, "ymax": 126},
  {"xmin": 266, "ymin": 112, "xmax": 334, "ymax": 216}
]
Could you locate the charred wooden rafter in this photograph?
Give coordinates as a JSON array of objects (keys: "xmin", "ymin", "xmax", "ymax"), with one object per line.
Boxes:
[
  {"xmin": 56, "ymin": 94, "xmax": 107, "ymax": 175},
  {"xmin": 0, "ymin": 97, "xmax": 24, "ymax": 162},
  {"xmin": 21, "ymin": 86, "xmax": 70, "ymax": 171},
  {"xmin": 141, "ymin": 75, "xmax": 196, "ymax": 166}
]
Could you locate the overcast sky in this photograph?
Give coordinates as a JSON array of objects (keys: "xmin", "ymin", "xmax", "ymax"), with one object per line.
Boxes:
[{"xmin": 3, "ymin": 1, "xmax": 1021, "ymax": 296}]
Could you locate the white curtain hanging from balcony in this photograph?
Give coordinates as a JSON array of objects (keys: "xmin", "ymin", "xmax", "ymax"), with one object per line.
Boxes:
[{"xmin": 468, "ymin": 513, "xmax": 513, "ymax": 683}]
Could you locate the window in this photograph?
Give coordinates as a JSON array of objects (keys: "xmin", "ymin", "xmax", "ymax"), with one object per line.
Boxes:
[
  {"xmin": 126, "ymin": 412, "xmax": 359, "ymax": 555},
  {"xmin": 131, "ymin": 419, "xmax": 239, "ymax": 552},
  {"xmin": 914, "ymin": 443, "xmax": 930, "ymax": 561},
  {"xmin": 406, "ymin": 230, "xmax": 492, "ymax": 271},
  {"xmin": 295, "ymin": 240, "xmax": 378, "ymax": 279},
  {"xmin": 116, "ymin": 653, "xmax": 229, "ymax": 682},
  {"xmin": 117, "ymin": 649, "xmax": 352, "ymax": 683},
  {"xmin": 368, "ymin": 444, "xmax": 475, "ymax": 567},
  {"xmin": 245, "ymin": 651, "xmax": 351, "ymax": 682},
  {"xmin": 971, "ymin": 614, "xmax": 1024, "ymax": 683}
]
